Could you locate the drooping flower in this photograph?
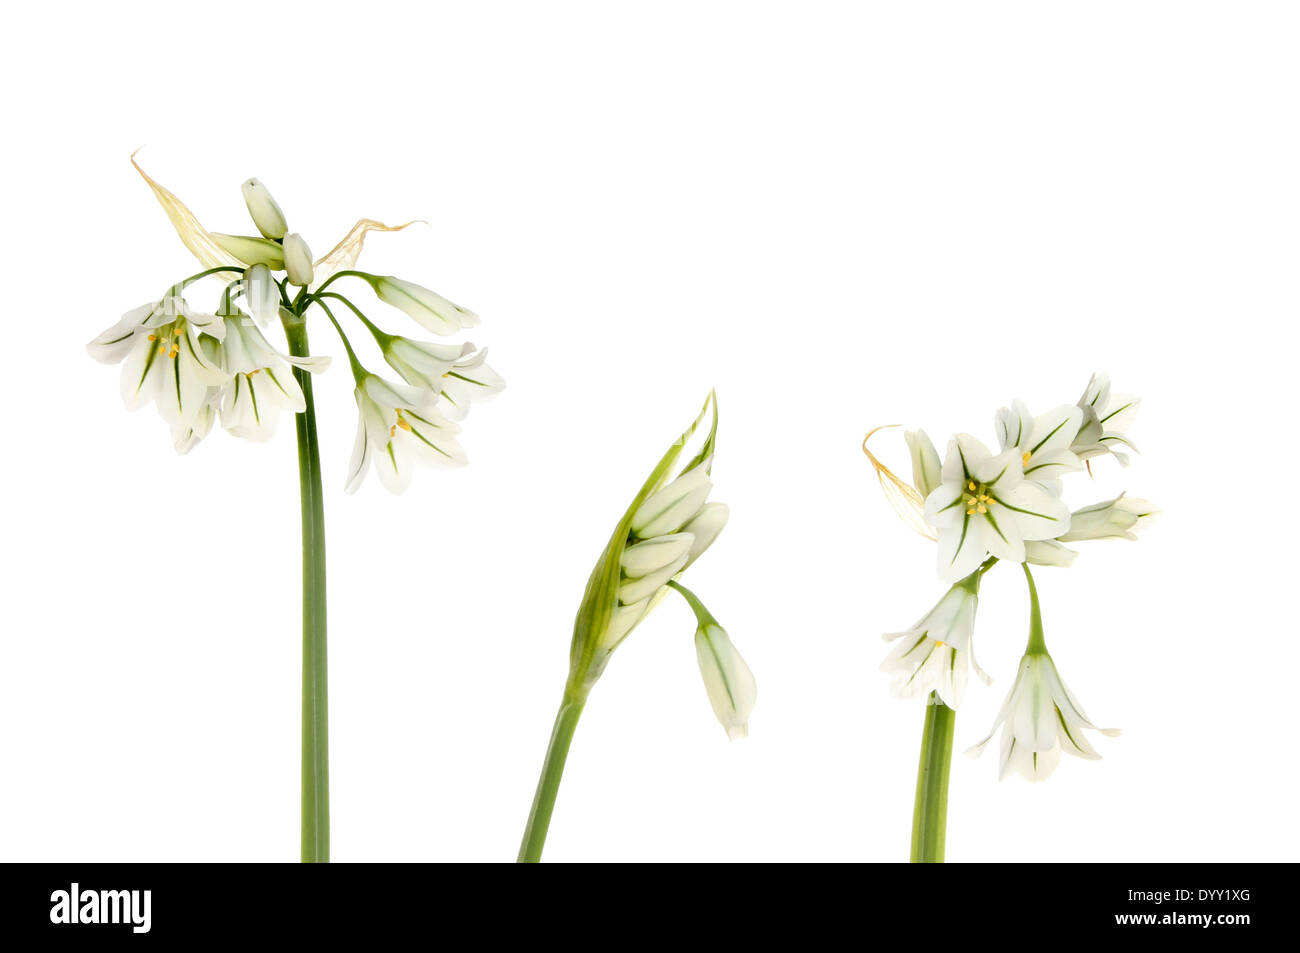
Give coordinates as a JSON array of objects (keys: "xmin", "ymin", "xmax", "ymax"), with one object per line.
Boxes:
[
  {"xmin": 216, "ymin": 315, "xmax": 330, "ymax": 442},
  {"xmin": 967, "ymin": 652, "xmax": 1119, "ymax": 782},
  {"xmin": 923, "ymin": 435, "xmax": 1071, "ymax": 583},
  {"xmin": 87, "ymin": 297, "xmax": 231, "ymax": 447},
  {"xmin": 881, "ymin": 580, "xmax": 988, "ymax": 709},
  {"xmin": 694, "ymin": 619, "xmax": 757, "ymax": 740},
  {"xmin": 1059, "ymin": 494, "xmax": 1158, "ymax": 542},
  {"xmin": 436, "ymin": 348, "xmax": 505, "ymax": 421},
  {"xmin": 994, "ymin": 400, "xmax": 1083, "ymax": 496},
  {"xmin": 345, "ymin": 374, "xmax": 465, "ymax": 494},
  {"xmin": 373, "ymin": 276, "xmax": 479, "ymax": 336},
  {"xmin": 1073, "ymin": 373, "xmax": 1140, "ymax": 466}
]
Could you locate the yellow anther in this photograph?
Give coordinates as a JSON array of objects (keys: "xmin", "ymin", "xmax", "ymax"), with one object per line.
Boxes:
[
  {"xmin": 966, "ymin": 507, "xmax": 976, "ymax": 515},
  {"xmin": 977, "ymin": 504, "xmax": 987, "ymax": 514},
  {"xmin": 147, "ymin": 333, "xmax": 157, "ymax": 342},
  {"xmin": 173, "ymin": 328, "xmax": 183, "ymax": 337},
  {"xmin": 1022, "ymin": 450, "xmax": 1032, "ymax": 466},
  {"xmin": 964, "ymin": 495, "xmax": 977, "ymax": 505},
  {"xmin": 168, "ymin": 348, "xmax": 179, "ymax": 358},
  {"xmin": 968, "ymin": 480, "xmax": 976, "ymax": 491},
  {"xmin": 157, "ymin": 345, "xmax": 166, "ymax": 355},
  {"xmin": 933, "ymin": 640, "xmax": 946, "ymax": 648},
  {"xmin": 389, "ymin": 424, "xmax": 397, "ymax": 437},
  {"xmin": 248, "ymin": 368, "xmax": 260, "ymax": 376},
  {"xmin": 397, "ymin": 418, "xmax": 412, "ymax": 432}
]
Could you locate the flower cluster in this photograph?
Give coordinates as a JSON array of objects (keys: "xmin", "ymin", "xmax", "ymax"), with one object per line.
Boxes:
[
  {"xmin": 566, "ymin": 393, "xmax": 755, "ymax": 739},
  {"xmin": 87, "ymin": 158, "xmax": 502, "ymax": 492},
  {"xmin": 868, "ymin": 373, "xmax": 1154, "ymax": 781}
]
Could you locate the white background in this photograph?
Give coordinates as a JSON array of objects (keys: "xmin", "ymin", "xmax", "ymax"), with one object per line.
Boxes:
[{"xmin": 1, "ymin": 1, "xmax": 1296, "ymax": 862}]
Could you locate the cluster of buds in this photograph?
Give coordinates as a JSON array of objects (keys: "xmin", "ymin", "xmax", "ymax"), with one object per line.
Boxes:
[
  {"xmin": 87, "ymin": 158, "xmax": 502, "ymax": 491},
  {"xmin": 867, "ymin": 373, "xmax": 1155, "ymax": 781},
  {"xmin": 565, "ymin": 393, "xmax": 755, "ymax": 739}
]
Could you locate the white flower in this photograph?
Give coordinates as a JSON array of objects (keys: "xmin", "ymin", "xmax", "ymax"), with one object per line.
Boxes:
[
  {"xmin": 1059, "ymin": 494, "xmax": 1158, "ymax": 542},
  {"xmin": 211, "ymin": 233, "xmax": 285, "ymax": 269},
  {"xmin": 994, "ymin": 400, "xmax": 1083, "ymax": 496},
  {"xmin": 695, "ymin": 621, "xmax": 757, "ymax": 740},
  {"xmin": 1024, "ymin": 539, "xmax": 1078, "ymax": 568},
  {"xmin": 283, "ymin": 233, "xmax": 314, "ymax": 287},
  {"xmin": 923, "ymin": 435, "xmax": 1071, "ymax": 583},
  {"xmin": 374, "ymin": 276, "xmax": 479, "ymax": 336},
  {"xmin": 905, "ymin": 429, "xmax": 942, "ymax": 497},
  {"xmin": 382, "ymin": 337, "xmax": 475, "ymax": 391},
  {"xmin": 87, "ymin": 297, "xmax": 230, "ymax": 448},
  {"xmin": 216, "ymin": 316, "xmax": 329, "ymax": 443},
  {"xmin": 1073, "ymin": 373, "xmax": 1140, "ymax": 466},
  {"xmin": 882, "ymin": 582, "xmax": 988, "ymax": 708},
  {"xmin": 436, "ymin": 348, "xmax": 505, "ymax": 421},
  {"xmin": 967, "ymin": 653, "xmax": 1119, "ymax": 782},
  {"xmin": 345, "ymin": 375, "xmax": 465, "ymax": 494},
  {"xmin": 242, "ymin": 264, "xmax": 281, "ymax": 326},
  {"xmin": 241, "ymin": 177, "xmax": 288, "ymax": 239}
]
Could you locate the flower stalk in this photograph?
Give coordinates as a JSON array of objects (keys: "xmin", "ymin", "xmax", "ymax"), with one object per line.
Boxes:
[
  {"xmin": 908, "ymin": 559, "xmax": 991, "ymax": 863},
  {"xmin": 910, "ymin": 695, "xmax": 955, "ymax": 863},
  {"xmin": 283, "ymin": 313, "xmax": 330, "ymax": 863},
  {"xmin": 517, "ymin": 694, "xmax": 586, "ymax": 863}
]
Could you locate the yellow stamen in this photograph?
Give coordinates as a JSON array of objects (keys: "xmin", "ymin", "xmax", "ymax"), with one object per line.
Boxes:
[
  {"xmin": 173, "ymin": 328, "xmax": 183, "ymax": 337},
  {"xmin": 389, "ymin": 424, "xmax": 397, "ymax": 437},
  {"xmin": 967, "ymin": 480, "xmax": 976, "ymax": 491},
  {"xmin": 933, "ymin": 640, "xmax": 946, "ymax": 648},
  {"xmin": 147, "ymin": 333, "xmax": 157, "ymax": 342},
  {"xmin": 966, "ymin": 507, "xmax": 975, "ymax": 515},
  {"xmin": 168, "ymin": 348, "xmax": 179, "ymax": 358},
  {"xmin": 157, "ymin": 345, "xmax": 166, "ymax": 355},
  {"xmin": 1022, "ymin": 450, "xmax": 1032, "ymax": 466},
  {"xmin": 977, "ymin": 504, "xmax": 987, "ymax": 514},
  {"xmin": 397, "ymin": 418, "xmax": 412, "ymax": 431}
]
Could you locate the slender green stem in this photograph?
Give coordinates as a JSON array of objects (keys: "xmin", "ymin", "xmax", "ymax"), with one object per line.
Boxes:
[
  {"xmin": 907, "ymin": 559, "xmax": 995, "ymax": 863},
  {"xmin": 910, "ymin": 694, "xmax": 955, "ymax": 862},
  {"xmin": 1022, "ymin": 563, "xmax": 1048, "ymax": 655},
  {"xmin": 283, "ymin": 314, "xmax": 329, "ymax": 864},
  {"xmin": 517, "ymin": 696, "xmax": 586, "ymax": 863}
]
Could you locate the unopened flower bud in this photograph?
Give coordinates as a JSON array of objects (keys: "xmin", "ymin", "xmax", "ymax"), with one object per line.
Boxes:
[
  {"xmin": 1059, "ymin": 495, "xmax": 1157, "ymax": 542},
  {"xmin": 374, "ymin": 276, "xmax": 479, "ymax": 336},
  {"xmin": 679, "ymin": 502, "xmax": 728, "ymax": 568},
  {"xmin": 618, "ymin": 553, "xmax": 690, "ymax": 604},
  {"xmin": 621, "ymin": 532, "xmax": 695, "ymax": 577},
  {"xmin": 212, "ymin": 233, "xmax": 285, "ymax": 269},
  {"xmin": 904, "ymin": 429, "xmax": 942, "ymax": 497},
  {"xmin": 631, "ymin": 466, "xmax": 712, "ymax": 539},
  {"xmin": 695, "ymin": 622, "xmax": 757, "ymax": 740},
  {"xmin": 243, "ymin": 264, "xmax": 280, "ymax": 326},
  {"xmin": 241, "ymin": 178, "xmax": 288, "ymax": 239},
  {"xmin": 283, "ymin": 233, "xmax": 314, "ymax": 286}
]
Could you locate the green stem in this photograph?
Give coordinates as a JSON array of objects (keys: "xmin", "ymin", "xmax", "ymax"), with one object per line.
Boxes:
[
  {"xmin": 907, "ymin": 559, "xmax": 994, "ymax": 863},
  {"xmin": 910, "ymin": 695, "xmax": 956, "ymax": 862},
  {"xmin": 517, "ymin": 696, "xmax": 586, "ymax": 863},
  {"xmin": 1022, "ymin": 562, "xmax": 1048, "ymax": 655},
  {"xmin": 283, "ymin": 314, "xmax": 329, "ymax": 863}
]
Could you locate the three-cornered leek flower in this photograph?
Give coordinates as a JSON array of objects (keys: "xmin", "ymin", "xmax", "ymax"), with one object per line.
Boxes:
[
  {"xmin": 967, "ymin": 652, "xmax": 1120, "ymax": 782},
  {"xmin": 923, "ymin": 435, "xmax": 1071, "ymax": 584},
  {"xmin": 1073, "ymin": 372, "xmax": 1141, "ymax": 466},
  {"xmin": 862, "ymin": 374, "xmax": 1154, "ymax": 861},
  {"xmin": 882, "ymin": 576, "xmax": 988, "ymax": 710},
  {"xmin": 86, "ymin": 155, "xmax": 503, "ymax": 863},
  {"xmin": 517, "ymin": 393, "xmax": 754, "ymax": 862}
]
